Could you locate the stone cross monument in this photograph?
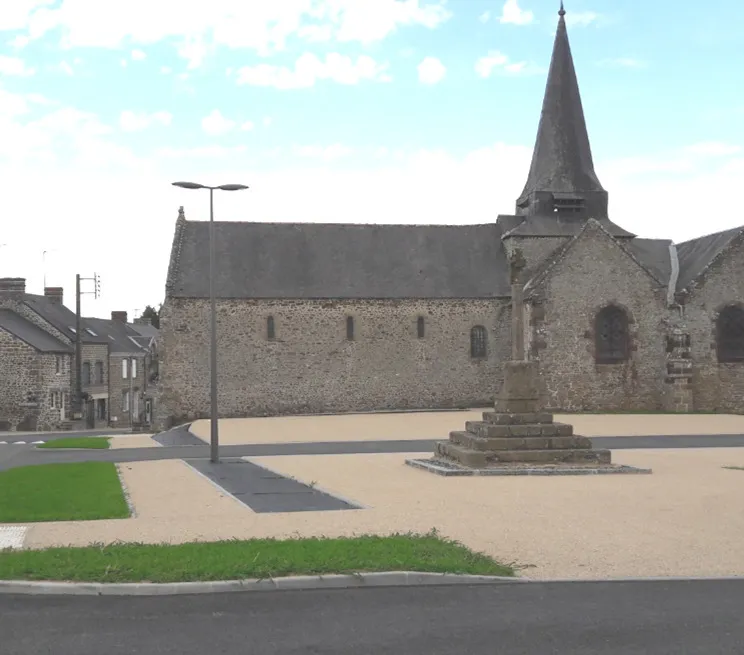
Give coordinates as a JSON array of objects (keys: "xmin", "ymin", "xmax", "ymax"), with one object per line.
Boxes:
[{"xmin": 406, "ymin": 249, "xmax": 635, "ymax": 476}]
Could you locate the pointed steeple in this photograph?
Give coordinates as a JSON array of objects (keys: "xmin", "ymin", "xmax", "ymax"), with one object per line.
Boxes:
[{"xmin": 515, "ymin": 2, "xmax": 608, "ymax": 219}]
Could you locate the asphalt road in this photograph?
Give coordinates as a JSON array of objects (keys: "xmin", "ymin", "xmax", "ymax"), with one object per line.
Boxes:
[
  {"xmin": 2, "ymin": 580, "xmax": 743, "ymax": 654},
  {"xmin": 2, "ymin": 434, "xmax": 744, "ymax": 473}
]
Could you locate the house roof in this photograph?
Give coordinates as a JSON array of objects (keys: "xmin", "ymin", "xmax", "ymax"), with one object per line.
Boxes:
[
  {"xmin": 22, "ymin": 294, "xmax": 108, "ymax": 344},
  {"xmin": 130, "ymin": 322, "xmax": 158, "ymax": 339},
  {"xmin": 675, "ymin": 227, "xmax": 744, "ymax": 292},
  {"xmin": 0, "ymin": 309, "xmax": 72, "ymax": 353},
  {"xmin": 84, "ymin": 317, "xmax": 150, "ymax": 355},
  {"xmin": 167, "ymin": 218, "xmax": 513, "ymax": 299}
]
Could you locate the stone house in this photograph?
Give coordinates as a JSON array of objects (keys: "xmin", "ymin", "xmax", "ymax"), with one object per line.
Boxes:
[
  {"xmin": 157, "ymin": 7, "xmax": 744, "ymax": 427},
  {"xmin": 86, "ymin": 312, "xmax": 155, "ymax": 428},
  {"xmin": 0, "ymin": 281, "xmax": 159, "ymax": 431},
  {"xmin": 0, "ymin": 280, "xmax": 110, "ymax": 430}
]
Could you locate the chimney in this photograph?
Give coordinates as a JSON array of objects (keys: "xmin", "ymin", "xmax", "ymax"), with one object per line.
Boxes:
[
  {"xmin": 44, "ymin": 287, "xmax": 64, "ymax": 304},
  {"xmin": 0, "ymin": 277, "xmax": 26, "ymax": 298},
  {"xmin": 111, "ymin": 311, "xmax": 128, "ymax": 323}
]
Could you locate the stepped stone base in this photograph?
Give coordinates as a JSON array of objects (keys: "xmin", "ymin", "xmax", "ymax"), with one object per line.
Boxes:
[{"xmin": 410, "ymin": 360, "xmax": 652, "ymax": 477}]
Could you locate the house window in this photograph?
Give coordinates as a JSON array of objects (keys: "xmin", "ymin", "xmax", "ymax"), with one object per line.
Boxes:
[
  {"xmin": 267, "ymin": 316, "xmax": 276, "ymax": 340},
  {"xmin": 122, "ymin": 390, "xmax": 130, "ymax": 412},
  {"xmin": 470, "ymin": 326, "xmax": 488, "ymax": 359},
  {"xmin": 131, "ymin": 358, "xmax": 137, "ymax": 378},
  {"xmin": 595, "ymin": 305, "xmax": 630, "ymax": 363},
  {"xmin": 55, "ymin": 356, "xmax": 62, "ymax": 374},
  {"xmin": 49, "ymin": 392, "xmax": 55, "ymax": 408},
  {"xmin": 95, "ymin": 361, "xmax": 104, "ymax": 384},
  {"xmin": 82, "ymin": 362, "xmax": 91, "ymax": 385},
  {"xmin": 417, "ymin": 316, "xmax": 425, "ymax": 339},
  {"xmin": 716, "ymin": 305, "xmax": 744, "ymax": 363},
  {"xmin": 122, "ymin": 359, "xmax": 128, "ymax": 379},
  {"xmin": 346, "ymin": 316, "xmax": 354, "ymax": 341},
  {"xmin": 96, "ymin": 398, "xmax": 107, "ymax": 420}
]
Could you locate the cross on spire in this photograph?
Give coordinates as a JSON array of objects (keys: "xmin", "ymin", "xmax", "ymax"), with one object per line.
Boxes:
[{"xmin": 514, "ymin": 0, "xmax": 608, "ymax": 219}]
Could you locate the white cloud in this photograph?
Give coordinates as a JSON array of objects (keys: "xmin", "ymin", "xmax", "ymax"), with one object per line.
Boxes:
[
  {"xmin": 8, "ymin": 35, "xmax": 30, "ymax": 48},
  {"xmin": 417, "ymin": 56, "xmax": 446, "ymax": 85},
  {"xmin": 201, "ymin": 109, "xmax": 235, "ymax": 136},
  {"xmin": 598, "ymin": 57, "xmax": 647, "ymax": 69},
  {"xmin": 684, "ymin": 141, "xmax": 742, "ymax": 157},
  {"xmin": 15, "ymin": 0, "xmax": 451, "ymax": 67},
  {"xmin": 119, "ymin": 110, "xmax": 172, "ymax": 132},
  {"xmin": 294, "ymin": 144, "xmax": 352, "ymax": 161},
  {"xmin": 566, "ymin": 11, "xmax": 599, "ymax": 27},
  {"xmin": 478, "ymin": 10, "xmax": 490, "ymax": 23},
  {"xmin": 236, "ymin": 52, "xmax": 390, "ymax": 89},
  {"xmin": 0, "ymin": 55, "xmax": 35, "ymax": 76},
  {"xmin": 475, "ymin": 51, "xmax": 533, "ymax": 77},
  {"xmin": 131, "ymin": 48, "xmax": 146, "ymax": 60},
  {"xmin": 241, "ymin": 120, "xmax": 255, "ymax": 131},
  {"xmin": 499, "ymin": 0, "xmax": 533, "ymax": 26}
]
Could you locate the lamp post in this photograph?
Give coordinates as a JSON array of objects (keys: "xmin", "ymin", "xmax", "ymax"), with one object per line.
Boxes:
[{"xmin": 171, "ymin": 181, "xmax": 249, "ymax": 463}]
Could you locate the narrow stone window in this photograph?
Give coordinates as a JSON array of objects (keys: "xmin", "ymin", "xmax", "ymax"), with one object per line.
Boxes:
[
  {"xmin": 95, "ymin": 361, "xmax": 104, "ymax": 384},
  {"xmin": 716, "ymin": 305, "xmax": 744, "ymax": 363},
  {"xmin": 470, "ymin": 325, "xmax": 487, "ymax": 359},
  {"xmin": 82, "ymin": 361, "xmax": 91, "ymax": 386},
  {"xmin": 595, "ymin": 305, "xmax": 630, "ymax": 364},
  {"xmin": 417, "ymin": 316, "xmax": 425, "ymax": 338},
  {"xmin": 267, "ymin": 316, "xmax": 275, "ymax": 340},
  {"xmin": 346, "ymin": 316, "xmax": 354, "ymax": 341}
]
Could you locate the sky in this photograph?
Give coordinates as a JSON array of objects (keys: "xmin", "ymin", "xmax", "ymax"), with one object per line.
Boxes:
[{"xmin": 0, "ymin": 0, "xmax": 743, "ymax": 319}]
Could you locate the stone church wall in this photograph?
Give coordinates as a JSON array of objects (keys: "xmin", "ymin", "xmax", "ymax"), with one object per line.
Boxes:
[
  {"xmin": 528, "ymin": 226, "xmax": 669, "ymax": 411},
  {"xmin": 158, "ymin": 298, "xmax": 512, "ymax": 426},
  {"xmin": 684, "ymin": 235, "xmax": 744, "ymax": 412}
]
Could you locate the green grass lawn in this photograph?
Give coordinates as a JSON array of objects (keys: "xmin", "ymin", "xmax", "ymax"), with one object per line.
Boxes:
[
  {"xmin": 38, "ymin": 437, "xmax": 110, "ymax": 449},
  {"xmin": 0, "ymin": 533, "xmax": 516, "ymax": 583},
  {"xmin": 0, "ymin": 462, "xmax": 129, "ymax": 523}
]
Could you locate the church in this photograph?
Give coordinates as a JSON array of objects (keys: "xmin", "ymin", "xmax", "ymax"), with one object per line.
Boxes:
[{"xmin": 157, "ymin": 6, "xmax": 744, "ymax": 428}]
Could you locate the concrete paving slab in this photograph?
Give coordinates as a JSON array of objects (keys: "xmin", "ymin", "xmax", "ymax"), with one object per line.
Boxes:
[{"xmin": 109, "ymin": 435, "xmax": 159, "ymax": 450}]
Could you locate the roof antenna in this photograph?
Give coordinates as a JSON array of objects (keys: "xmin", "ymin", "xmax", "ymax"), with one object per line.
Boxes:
[{"xmin": 559, "ymin": 1, "xmax": 566, "ymax": 16}]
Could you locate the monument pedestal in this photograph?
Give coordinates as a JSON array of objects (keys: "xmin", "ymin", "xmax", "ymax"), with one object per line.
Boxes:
[{"xmin": 407, "ymin": 361, "xmax": 649, "ymax": 477}]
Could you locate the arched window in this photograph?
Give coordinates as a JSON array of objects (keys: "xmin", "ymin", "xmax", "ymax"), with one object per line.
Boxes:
[
  {"xmin": 266, "ymin": 316, "xmax": 275, "ymax": 340},
  {"xmin": 417, "ymin": 316, "xmax": 425, "ymax": 339},
  {"xmin": 717, "ymin": 305, "xmax": 744, "ymax": 363},
  {"xmin": 595, "ymin": 305, "xmax": 629, "ymax": 364},
  {"xmin": 470, "ymin": 325, "xmax": 487, "ymax": 359},
  {"xmin": 346, "ymin": 316, "xmax": 354, "ymax": 341}
]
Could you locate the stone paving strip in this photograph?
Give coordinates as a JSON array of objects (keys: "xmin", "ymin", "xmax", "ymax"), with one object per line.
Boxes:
[
  {"xmin": 184, "ymin": 458, "xmax": 360, "ymax": 513},
  {"xmin": 188, "ymin": 412, "xmax": 744, "ymax": 446},
  {"xmin": 16, "ymin": 448, "xmax": 744, "ymax": 580}
]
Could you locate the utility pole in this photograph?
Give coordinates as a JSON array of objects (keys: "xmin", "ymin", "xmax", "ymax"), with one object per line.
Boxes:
[{"xmin": 73, "ymin": 273, "xmax": 101, "ymax": 422}]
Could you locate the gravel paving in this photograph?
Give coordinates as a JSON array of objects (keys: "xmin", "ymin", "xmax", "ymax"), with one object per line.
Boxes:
[
  {"xmin": 188, "ymin": 412, "xmax": 744, "ymax": 445},
  {"xmin": 15, "ymin": 448, "xmax": 744, "ymax": 580}
]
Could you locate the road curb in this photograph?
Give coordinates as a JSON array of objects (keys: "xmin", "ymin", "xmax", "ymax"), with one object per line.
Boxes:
[{"xmin": 0, "ymin": 571, "xmax": 525, "ymax": 596}]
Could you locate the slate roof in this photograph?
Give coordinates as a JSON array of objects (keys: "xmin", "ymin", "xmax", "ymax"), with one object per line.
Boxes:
[
  {"xmin": 675, "ymin": 227, "xmax": 744, "ymax": 291},
  {"xmin": 0, "ymin": 309, "xmax": 72, "ymax": 353},
  {"xmin": 499, "ymin": 215, "xmax": 635, "ymax": 238},
  {"xmin": 515, "ymin": 6, "xmax": 607, "ymax": 214},
  {"xmin": 85, "ymin": 317, "xmax": 150, "ymax": 355},
  {"xmin": 626, "ymin": 238, "xmax": 674, "ymax": 286},
  {"xmin": 22, "ymin": 294, "xmax": 108, "ymax": 344},
  {"xmin": 167, "ymin": 220, "xmax": 513, "ymax": 299}
]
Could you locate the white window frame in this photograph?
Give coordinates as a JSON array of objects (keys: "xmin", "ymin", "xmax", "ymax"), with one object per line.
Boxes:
[
  {"xmin": 122, "ymin": 359, "xmax": 128, "ymax": 379},
  {"xmin": 131, "ymin": 358, "xmax": 137, "ymax": 378},
  {"xmin": 122, "ymin": 390, "xmax": 130, "ymax": 412}
]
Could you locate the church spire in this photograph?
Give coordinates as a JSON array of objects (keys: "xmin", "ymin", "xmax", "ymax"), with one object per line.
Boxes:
[{"xmin": 515, "ymin": 2, "xmax": 608, "ymax": 219}]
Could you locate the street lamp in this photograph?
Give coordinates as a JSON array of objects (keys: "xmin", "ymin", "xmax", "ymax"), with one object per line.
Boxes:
[{"xmin": 172, "ymin": 181, "xmax": 250, "ymax": 463}]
